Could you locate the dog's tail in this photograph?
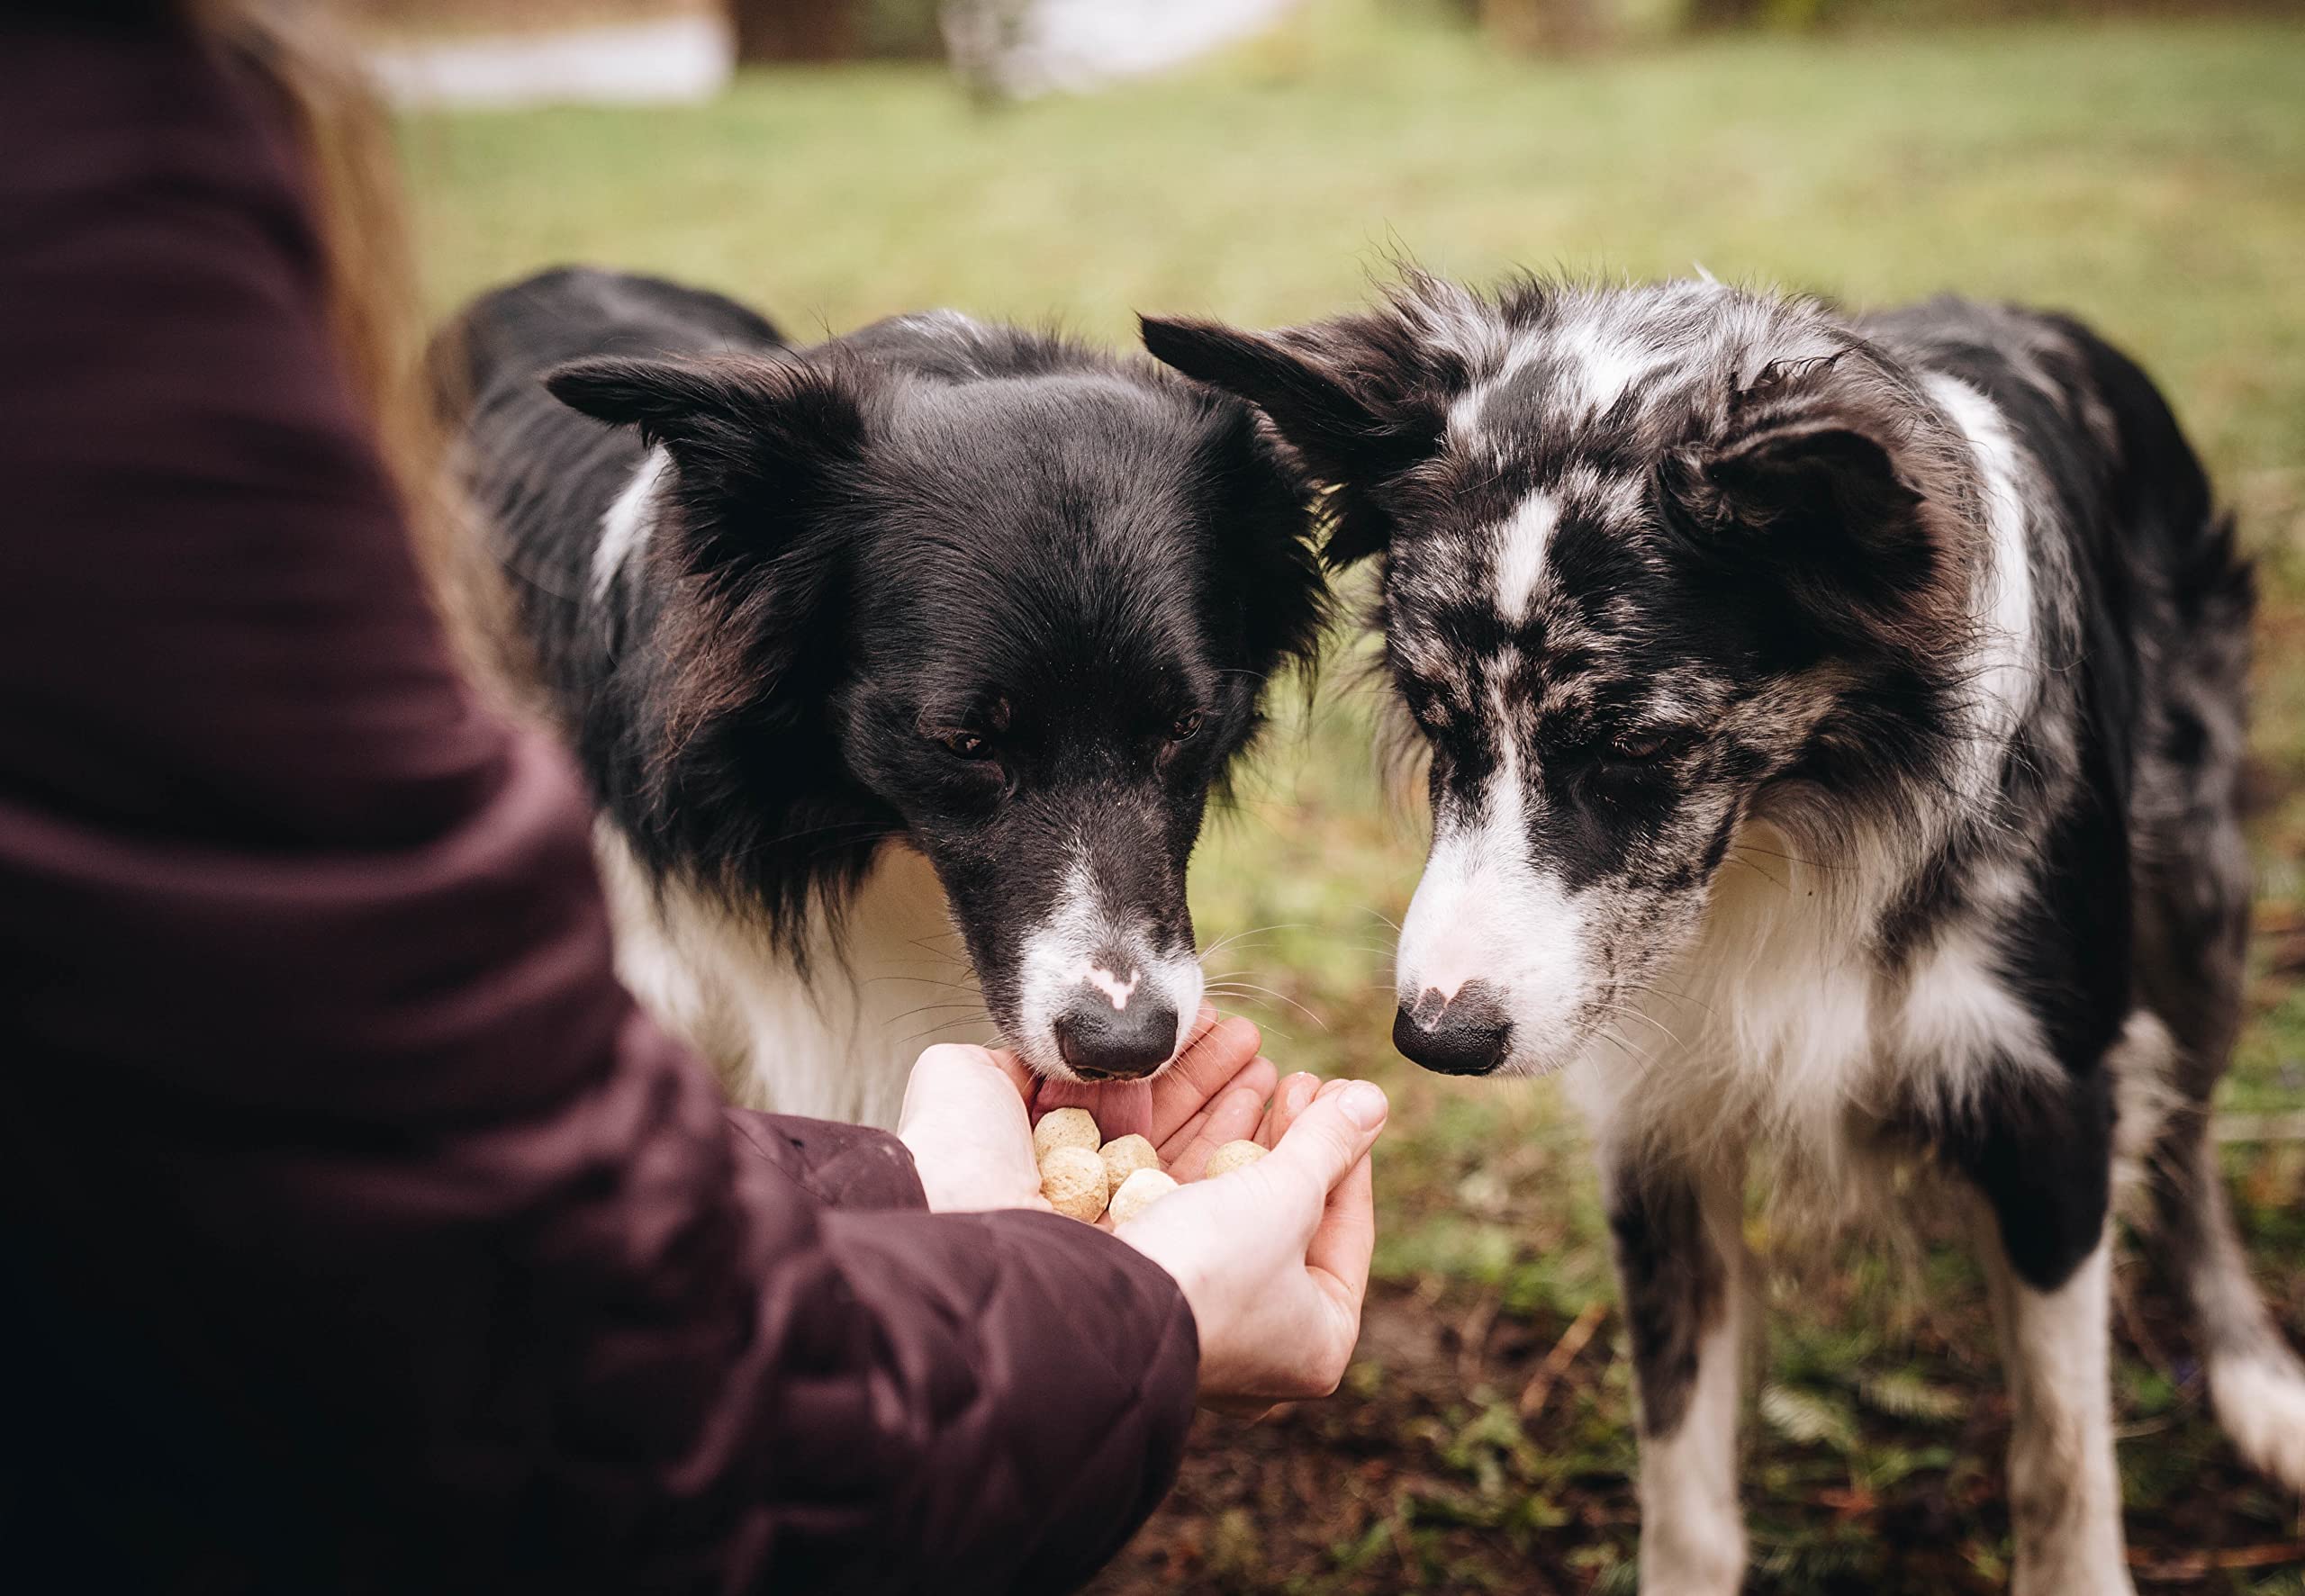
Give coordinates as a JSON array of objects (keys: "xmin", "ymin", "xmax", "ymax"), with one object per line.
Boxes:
[{"xmin": 2148, "ymin": 1105, "xmax": 2305, "ymax": 1490}]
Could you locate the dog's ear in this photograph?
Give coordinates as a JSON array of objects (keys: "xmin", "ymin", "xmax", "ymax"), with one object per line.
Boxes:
[
  {"xmin": 1663, "ymin": 356, "xmax": 1961, "ymax": 654},
  {"xmin": 547, "ymin": 352, "xmax": 869, "ymax": 575},
  {"xmin": 547, "ymin": 353, "xmax": 865, "ymax": 499},
  {"xmin": 1190, "ymin": 397, "xmax": 1331, "ymax": 682},
  {"xmin": 1141, "ymin": 313, "xmax": 1449, "ymax": 567}
]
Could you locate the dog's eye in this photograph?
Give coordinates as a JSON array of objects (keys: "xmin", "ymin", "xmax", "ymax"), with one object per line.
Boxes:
[
  {"xmin": 1608, "ymin": 729, "xmax": 1683, "ymax": 763},
  {"xmin": 936, "ymin": 730, "xmax": 992, "ymax": 760},
  {"xmin": 1169, "ymin": 709, "xmax": 1204, "ymax": 743}
]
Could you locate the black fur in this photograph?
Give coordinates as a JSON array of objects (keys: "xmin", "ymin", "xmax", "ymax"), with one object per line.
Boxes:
[
  {"xmin": 1148, "ymin": 274, "xmax": 2302, "ymax": 1573},
  {"xmin": 436, "ymin": 267, "xmax": 1328, "ymax": 1092}
]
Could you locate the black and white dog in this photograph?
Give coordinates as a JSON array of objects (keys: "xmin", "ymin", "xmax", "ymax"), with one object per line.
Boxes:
[
  {"xmin": 1146, "ymin": 275, "xmax": 2304, "ymax": 1592},
  {"xmin": 436, "ymin": 267, "xmax": 1324, "ymax": 1125}
]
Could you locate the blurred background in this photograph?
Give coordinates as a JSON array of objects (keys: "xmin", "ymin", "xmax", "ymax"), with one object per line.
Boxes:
[{"xmin": 368, "ymin": 0, "xmax": 2302, "ymax": 1589}]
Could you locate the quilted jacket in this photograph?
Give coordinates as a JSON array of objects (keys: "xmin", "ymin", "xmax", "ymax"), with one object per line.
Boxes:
[{"xmin": 0, "ymin": 14, "xmax": 1198, "ymax": 1591}]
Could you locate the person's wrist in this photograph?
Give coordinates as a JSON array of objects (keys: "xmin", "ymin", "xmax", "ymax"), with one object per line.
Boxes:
[{"xmin": 1114, "ymin": 1216, "xmax": 1207, "ymax": 1310}]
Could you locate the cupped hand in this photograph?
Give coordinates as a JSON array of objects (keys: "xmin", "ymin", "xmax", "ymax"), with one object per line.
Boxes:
[
  {"xmin": 1115, "ymin": 1078, "xmax": 1388, "ymax": 1406},
  {"xmin": 894, "ymin": 1008, "xmax": 1285, "ymax": 1213},
  {"xmin": 894, "ymin": 1043, "xmax": 1047, "ymax": 1213}
]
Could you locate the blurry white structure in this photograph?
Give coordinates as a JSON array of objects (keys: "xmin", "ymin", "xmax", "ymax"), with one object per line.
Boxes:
[
  {"xmin": 945, "ymin": 0, "xmax": 1301, "ymax": 98},
  {"xmin": 365, "ymin": 14, "xmax": 733, "ymax": 111}
]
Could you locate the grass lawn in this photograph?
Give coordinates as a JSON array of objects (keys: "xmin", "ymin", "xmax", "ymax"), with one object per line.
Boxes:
[{"xmin": 401, "ymin": 5, "xmax": 2305, "ymax": 1589}]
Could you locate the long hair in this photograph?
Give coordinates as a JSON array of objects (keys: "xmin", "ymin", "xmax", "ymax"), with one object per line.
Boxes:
[{"xmin": 197, "ymin": 0, "xmax": 530, "ymax": 701}]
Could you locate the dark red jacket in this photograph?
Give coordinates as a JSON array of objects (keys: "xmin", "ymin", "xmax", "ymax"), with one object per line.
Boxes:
[{"xmin": 0, "ymin": 16, "xmax": 1196, "ymax": 1591}]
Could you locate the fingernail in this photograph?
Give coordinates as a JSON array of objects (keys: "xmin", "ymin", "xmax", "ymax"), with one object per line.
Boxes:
[
  {"xmin": 1288, "ymin": 1075, "xmax": 1315, "ymax": 1113},
  {"xmin": 1341, "ymin": 1081, "xmax": 1388, "ymax": 1130}
]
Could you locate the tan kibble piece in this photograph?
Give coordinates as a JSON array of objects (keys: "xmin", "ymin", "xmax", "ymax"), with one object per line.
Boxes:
[
  {"xmin": 1107, "ymin": 1168, "xmax": 1180, "ymax": 1227},
  {"xmin": 1032, "ymin": 1107, "xmax": 1101, "ymax": 1164},
  {"xmin": 1203, "ymin": 1140, "xmax": 1268, "ymax": 1179},
  {"xmin": 1098, "ymin": 1133, "xmax": 1159, "ymax": 1192},
  {"xmin": 1039, "ymin": 1145, "xmax": 1108, "ymax": 1222}
]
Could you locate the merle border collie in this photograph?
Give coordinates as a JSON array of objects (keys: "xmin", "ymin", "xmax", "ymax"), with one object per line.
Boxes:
[
  {"xmin": 434, "ymin": 266, "xmax": 1324, "ymax": 1126},
  {"xmin": 1146, "ymin": 275, "xmax": 2304, "ymax": 1592}
]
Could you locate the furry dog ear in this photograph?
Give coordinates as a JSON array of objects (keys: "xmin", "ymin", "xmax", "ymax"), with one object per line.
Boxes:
[
  {"xmin": 1140, "ymin": 313, "xmax": 1448, "ymax": 567},
  {"xmin": 547, "ymin": 352, "xmax": 866, "ymax": 496},
  {"xmin": 547, "ymin": 352, "xmax": 869, "ymax": 573},
  {"xmin": 1190, "ymin": 398, "xmax": 1331, "ymax": 682},
  {"xmin": 1663, "ymin": 358, "xmax": 1964, "ymax": 655}
]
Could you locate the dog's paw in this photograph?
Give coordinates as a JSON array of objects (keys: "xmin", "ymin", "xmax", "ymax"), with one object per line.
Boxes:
[{"xmin": 2210, "ymin": 1345, "xmax": 2305, "ymax": 1491}]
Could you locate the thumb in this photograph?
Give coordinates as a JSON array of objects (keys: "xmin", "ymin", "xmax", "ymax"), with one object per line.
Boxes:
[{"xmin": 1262, "ymin": 1080, "xmax": 1388, "ymax": 1196}]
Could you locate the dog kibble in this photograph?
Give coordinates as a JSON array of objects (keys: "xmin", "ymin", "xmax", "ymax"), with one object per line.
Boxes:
[
  {"xmin": 1107, "ymin": 1167, "xmax": 1180, "ymax": 1227},
  {"xmin": 1039, "ymin": 1144, "xmax": 1108, "ymax": 1222},
  {"xmin": 1028, "ymin": 1105, "xmax": 1269, "ymax": 1226},
  {"xmin": 1203, "ymin": 1140, "xmax": 1268, "ymax": 1179},
  {"xmin": 1098, "ymin": 1133, "xmax": 1159, "ymax": 1191},
  {"xmin": 1032, "ymin": 1106, "xmax": 1101, "ymax": 1163}
]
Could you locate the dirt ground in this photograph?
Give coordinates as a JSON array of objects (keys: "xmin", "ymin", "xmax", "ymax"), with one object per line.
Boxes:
[{"xmin": 1094, "ymin": 1273, "xmax": 2305, "ymax": 1594}]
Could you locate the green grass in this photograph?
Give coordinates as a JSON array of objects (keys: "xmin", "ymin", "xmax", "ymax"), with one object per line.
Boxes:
[{"xmin": 401, "ymin": 6, "xmax": 2305, "ymax": 1588}]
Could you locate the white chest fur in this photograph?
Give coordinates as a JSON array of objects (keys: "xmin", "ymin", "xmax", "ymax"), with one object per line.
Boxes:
[
  {"xmin": 1566, "ymin": 818, "xmax": 2056, "ymax": 1174},
  {"xmin": 592, "ymin": 824, "xmax": 992, "ymax": 1128}
]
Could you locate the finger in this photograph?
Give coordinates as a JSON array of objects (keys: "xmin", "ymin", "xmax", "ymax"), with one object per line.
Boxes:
[
  {"xmin": 1162, "ymin": 1027, "xmax": 1272, "ymax": 1165},
  {"xmin": 899, "ymin": 1042, "xmax": 1006, "ymax": 1128},
  {"xmin": 1145, "ymin": 1013, "xmax": 1263, "ymax": 1143},
  {"xmin": 1220, "ymin": 1052, "xmax": 1278, "ymax": 1122},
  {"xmin": 1174, "ymin": 1054, "xmax": 1278, "ymax": 1159},
  {"xmin": 1256, "ymin": 1071, "xmax": 1318, "ymax": 1148},
  {"xmin": 1305, "ymin": 1148, "xmax": 1377, "ymax": 1309},
  {"xmin": 1166, "ymin": 1083, "xmax": 1268, "ymax": 1178},
  {"xmin": 981, "ymin": 1047, "xmax": 1038, "ymax": 1097},
  {"xmin": 1263, "ymin": 1081, "xmax": 1388, "ymax": 1204}
]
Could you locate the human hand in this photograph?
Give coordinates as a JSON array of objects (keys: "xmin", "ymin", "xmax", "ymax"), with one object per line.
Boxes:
[
  {"xmin": 894, "ymin": 1010, "xmax": 1288, "ymax": 1213},
  {"xmin": 894, "ymin": 1043, "xmax": 1047, "ymax": 1213},
  {"xmin": 1115, "ymin": 1078, "xmax": 1387, "ymax": 1406}
]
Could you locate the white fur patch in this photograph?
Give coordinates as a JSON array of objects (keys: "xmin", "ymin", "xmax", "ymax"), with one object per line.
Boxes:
[
  {"xmin": 593, "ymin": 827, "xmax": 988, "ymax": 1128},
  {"xmin": 1566, "ymin": 816, "xmax": 1882, "ymax": 1168},
  {"xmin": 591, "ymin": 446, "xmax": 667, "ymax": 602},
  {"xmin": 1894, "ymin": 922, "xmax": 2056, "ymax": 1116},
  {"xmin": 1550, "ymin": 317, "xmax": 1670, "ymax": 415},
  {"xmin": 1082, "ymin": 963, "xmax": 1142, "ymax": 1011},
  {"xmin": 1395, "ymin": 739, "xmax": 1591, "ymax": 1064},
  {"xmin": 2207, "ymin": 1348, "xmax": 2305, "ymax": 1491},
  {"xmin": 1922, "ymin": 374, "xmax": 2039, "ymax": 806},
  {"xmin": 1990, "ymin": 1234, "xmax": 2136, "ymax": 1596},
  {"xmin": 1490, "ymin": 491, "xmax": 1559, "ymax": 626},
  {"xmin": 1637, "ymin": 1309, "xmax": 1749, "ymax": 1596},
  {"xmin": 1014, "ymin": 853, "xmax": 1201, "ymax": 1078}
]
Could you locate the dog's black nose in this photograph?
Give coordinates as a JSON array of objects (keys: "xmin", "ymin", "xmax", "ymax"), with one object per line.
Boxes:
[
  {"xmin": 1054, "ymin": 997, "xmax": 1180, "ymax": 1080},
  {"xmin": 1391, "ymin": 982, "xmax": 1513, "ymax": 1076}
]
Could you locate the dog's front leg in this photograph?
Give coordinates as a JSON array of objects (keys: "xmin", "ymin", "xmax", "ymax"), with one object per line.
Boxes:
[
  {"xmin": 1973, "ymin": 1215, "xmax": 2136, "ymax": 1596},
  {"xmin": 1604, "ymin": 1146, "xmax": 1750, "ymax": 1596},
  {"xmin": 1952, "ymin": 1064, "xmax": 2135, "ymax": 1596}
]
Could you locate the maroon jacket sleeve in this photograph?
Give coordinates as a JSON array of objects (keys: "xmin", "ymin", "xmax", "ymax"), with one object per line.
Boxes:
[{"xmin": 0, "ymin": 20, "xmax": 1196, "ymax": 1593}]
